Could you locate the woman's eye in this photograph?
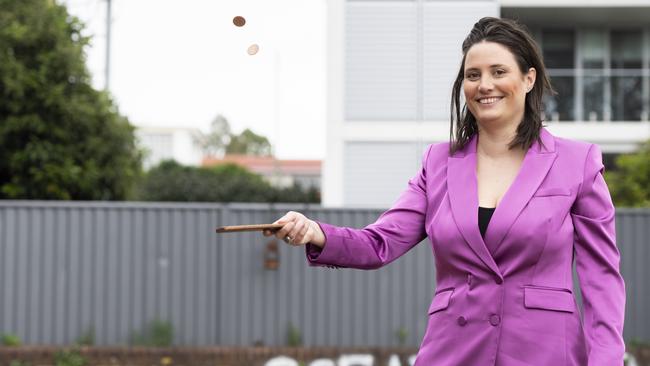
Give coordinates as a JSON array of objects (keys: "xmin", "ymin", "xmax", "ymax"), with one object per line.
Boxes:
[
  {"xmin": 466, "ymin": 73, "xmax": 479, "ymax": 80},
  {"xmin": 494, "ymin": 69, "xmax": 506, "ymax": 76}
]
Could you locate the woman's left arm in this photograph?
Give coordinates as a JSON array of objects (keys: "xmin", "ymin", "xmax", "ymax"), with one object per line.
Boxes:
[{"xmin": 571, "ymin": 143, "xmax": 626, "ymax": 365}]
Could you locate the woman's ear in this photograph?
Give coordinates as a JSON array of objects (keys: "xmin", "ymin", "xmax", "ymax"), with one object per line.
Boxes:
[{"xmin": 526, "ymin": 67, "xmax": 537, "ymax": 92}]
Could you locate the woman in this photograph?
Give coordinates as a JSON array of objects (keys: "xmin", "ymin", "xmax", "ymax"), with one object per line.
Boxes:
[{"xmin": 263, "ymin": 17, "xmax": 626, "ymax": 365}]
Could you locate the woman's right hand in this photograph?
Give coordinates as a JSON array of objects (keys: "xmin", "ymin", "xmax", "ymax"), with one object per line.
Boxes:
[{"xmin": 262, "ymin": 211, "xmax": 326, "ymax": 248}]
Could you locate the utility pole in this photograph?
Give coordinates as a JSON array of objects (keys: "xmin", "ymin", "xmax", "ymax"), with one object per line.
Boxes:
[
  {"xmin": 273, "ymin": 50, "xmax": 282, "ymax": 187},
  {"xmin": 105, "ymin": 0, "xmax": 112, "ymax": 90}
]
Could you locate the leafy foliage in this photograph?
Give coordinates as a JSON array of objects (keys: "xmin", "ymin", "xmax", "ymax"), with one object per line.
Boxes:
[
  {"xmin": 74, "ymin": 327, "xmax": 94, "ymax": 346},
  {"xmin": 395, "ymin": 326, "xmax": 408, "ymax": 346},
  {"xmin": 136, "ymin": 160, "xmax": 319, "ymax": 203},
  {"xmin": 604, "ymin": 140, "xmax": 650, "ymax": 207},
  {"xmin": 1, "ymin": 333, "xmax": 21, "ymax": 346},
  {"xmin": 54, "ymin": 349, "xmax": 86, "ymax": 366},
  {"xmin": 9, "ymin": 361, "xmax": 31, "ymax": 366},
  {"xmin": 226, "ymin": 128, "xmax": 272, "ymax": 156},
  {"xmin": 286, "ymin": 322, "xmax": 302, "ymax": 347},
  {"xmin": 194, "ymin": 114, "xmax": 272, "ymax": 157},
  {"xmin": 130, "ymin": 319, "xmax": 174, "ymax": 347},
  {"xmin": 0, "ymin": 0, "xmax": 142, "ymax": 200},
  {"xmin": 193, "ymin": 114, "xmax": 232, "ymax": 157}
]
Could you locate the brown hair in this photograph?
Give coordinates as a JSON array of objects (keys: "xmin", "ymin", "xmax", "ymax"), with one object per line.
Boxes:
[{"xmin": 449, "ymin": 17, "xmax": 554, "ymax": 155}]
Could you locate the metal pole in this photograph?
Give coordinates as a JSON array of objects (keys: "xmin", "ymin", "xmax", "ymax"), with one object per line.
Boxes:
[
  {"xmin": 105, "ymin": 0, "xmax": 112, "ymax": 90},
  {"xmin": 273, "ymin": 50, "xmax": 281, "ymax": 185}
]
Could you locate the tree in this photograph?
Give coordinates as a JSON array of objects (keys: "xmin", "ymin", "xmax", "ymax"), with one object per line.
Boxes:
[
  {"xmin": 226, "ymin": 128, "xmax": 272, "ymax": 156},
  {"xmin": 193, "ymin": 114, "xmax": 232, "ymax": 158},
  {"xmin": 137, "ymin": 160, "xmax": 273, "ymax": 202},
  {"xmin": 194, "ymin": 114, "xmax": 272, "ymax": 157},
  {"xmin": 272, "ymin": 181, "xmax": 320, "ymax": 203},
  {"xmin": 0, "ymin": 0, "xmax": 142, "ymax": 200},
  {"xmin": 604, "ymin": 140, "xmax": 650, "ymax": 208},
  {"xmin": 137, "ymin": 160, "xmax": 319, "ymax": 203}
]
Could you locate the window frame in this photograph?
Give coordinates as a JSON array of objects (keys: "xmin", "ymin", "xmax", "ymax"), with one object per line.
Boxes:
[{"xmin": 537, "ymin": 27, "xmax": 650, "ymax": 122}]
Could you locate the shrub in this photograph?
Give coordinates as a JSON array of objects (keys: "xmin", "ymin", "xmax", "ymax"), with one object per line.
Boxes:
[
  {"xmin": 54, "ymin": 349, "xmax": 86, "ymax": 366},
  {"xmin": 2, "ymin": 333, "xmax": 21, "ymax": 346},
  {"xmin": 74, "ymin": 327, "xmax": 94, "ymax": 346},
  {"xmin": 131, "ymin": 319, "xmax": 174, "ymax": 347},
  {"xmin": 286, "ymin": 323, "xmax": 302, "ymax": 346}
]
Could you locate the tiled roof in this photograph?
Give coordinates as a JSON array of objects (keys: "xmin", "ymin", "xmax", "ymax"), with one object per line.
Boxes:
[{"xmin": 202, "ymin": 154, "xmax": 321, "ymax": 175}]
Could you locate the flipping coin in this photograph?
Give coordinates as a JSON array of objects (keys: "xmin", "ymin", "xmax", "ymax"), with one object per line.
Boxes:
[
  {"xmin": 247, "ymin": 44, "xmax": 259, "ymax": 55},
  {"xmin": 233, "ymin": 16, "xmax": 246, "ymax": 27}
]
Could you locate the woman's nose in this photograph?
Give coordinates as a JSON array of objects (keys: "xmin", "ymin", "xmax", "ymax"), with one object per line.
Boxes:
[{"xmin": 478, "ymin": 77, "xmax": 494, "ymax": 93}]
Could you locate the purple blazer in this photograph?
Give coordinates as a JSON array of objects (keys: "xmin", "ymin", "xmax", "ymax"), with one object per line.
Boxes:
[{"xmin": 305, "ymin": 127, "xmax": 626, "ymax": 365}]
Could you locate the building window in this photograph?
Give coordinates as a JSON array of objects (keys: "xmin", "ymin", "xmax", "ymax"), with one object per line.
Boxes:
[
  {"xmin": 543, "ymin": 30, "xmax": 575, "ymax": 69},
  {"xmin": 581, "ymin": 29, "xmax": 606, "ymax": 121},
  {"xmin": 538, "ymin": 28, "xmax": 650, "ymax": 122},
  {"xmin": 542, "ymin": 30, "xmax": 575, "ymax": 121}
]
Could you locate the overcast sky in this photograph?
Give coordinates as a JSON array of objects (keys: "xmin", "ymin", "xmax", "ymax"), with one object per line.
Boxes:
[{"xmin": 61, "ymin": 0, "xmax": 327, "ymax": 160}]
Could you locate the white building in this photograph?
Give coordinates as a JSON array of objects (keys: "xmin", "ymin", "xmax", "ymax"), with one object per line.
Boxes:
[
  {"xmin": 135, "ymin": 127, "xmax": 204, "ymax": 169},
  {"xmin": 322, "ymin": 0, "xmax": 650, "ymax": 208}
]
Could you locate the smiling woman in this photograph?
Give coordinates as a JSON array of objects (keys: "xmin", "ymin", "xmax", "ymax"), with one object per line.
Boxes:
[
  {"xmin": 461, "ymin": 40, "xmax": 539, "ymax": 208},
  {"xmin": 265, "ymin": 16, "xmax": 626, "ymax": 366},
  {"xmin": 450, "ymin": 17, "xmax": 553, "ymax": 157}
]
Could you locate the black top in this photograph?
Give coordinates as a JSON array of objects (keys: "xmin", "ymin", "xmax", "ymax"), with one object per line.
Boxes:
[{"xmin": 478, "ymin": 206, "xmax": 496, "ymax": 239}]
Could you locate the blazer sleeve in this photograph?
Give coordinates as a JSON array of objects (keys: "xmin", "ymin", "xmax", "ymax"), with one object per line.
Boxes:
[
  {"xmin": 570, "ymin": 143, "xmax": 626, "ymax": 365},
  {"xmin": 304, "ymin": 144, "xmax": 433, "ymax": 270}
]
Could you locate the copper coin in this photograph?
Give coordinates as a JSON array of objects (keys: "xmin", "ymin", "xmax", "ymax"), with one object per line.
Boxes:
[
  {"xmin": 233, "ymin": 16, "xmax": 246, "ymax": 27},
  {"xmin": 247, "ymin": 44, "xmax": 259, "ymax": 55}
]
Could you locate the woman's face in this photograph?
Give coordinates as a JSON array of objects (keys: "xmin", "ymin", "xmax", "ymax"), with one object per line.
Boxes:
[{"xmin": 463, "ymin": 41, "xmax": 536, "ymax": 129}]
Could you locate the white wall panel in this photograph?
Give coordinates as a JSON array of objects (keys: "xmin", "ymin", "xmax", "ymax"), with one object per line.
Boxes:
[
  {"xmin": 344, "ymin": 142, "xmax": 420, "ymax": 207},
  {"xmin": 423, "ymin": 1, "xmax": 499, "ymax": 120},
  {"xmin": 345, "ymin": 2, "xmax": 418, "ymax": 120}
]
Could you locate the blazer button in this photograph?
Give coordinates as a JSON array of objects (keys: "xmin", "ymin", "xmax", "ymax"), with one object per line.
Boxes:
[
  {"xmin": 489, "ymin": 314, "xmax": 501, "ymax": 326},
  {"xmin": 495, "ymin": 277, "xmax": 503, "ymax": 284},
  {"xmin": 457, "ymin": 316, "xmax": 467, "ymax": 326}
]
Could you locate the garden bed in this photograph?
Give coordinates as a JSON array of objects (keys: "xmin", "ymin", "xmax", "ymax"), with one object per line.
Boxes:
[{"xmin": 0, "ymin": 345, "xmax": 648, "ymax": 366}]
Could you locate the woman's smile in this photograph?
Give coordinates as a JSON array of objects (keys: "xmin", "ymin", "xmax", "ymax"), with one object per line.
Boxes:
[{"xmin": 477, "ymin": 96, "xmax": 504, "ymax": 105}]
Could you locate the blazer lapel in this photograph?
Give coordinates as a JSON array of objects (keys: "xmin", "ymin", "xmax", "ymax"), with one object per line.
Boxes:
[
  {"xmin": 448, "ymin": 133, "xmax": 501, "ymax": 277},
  {"xmin": 485, "ymin": 128, "xmax": 557, "ymax": 255},
  {"xmin": 447, "ymin": 127, "xmax": 557, "ymax": 276}
]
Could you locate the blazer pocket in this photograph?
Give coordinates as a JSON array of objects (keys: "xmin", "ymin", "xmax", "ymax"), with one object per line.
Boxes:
[
  {"xmin": 533, "ymin": 187, "xmax": 572, "ymax": 197},
  {"xmin": 524, "ymin": 285, "xmax": 574, "ymax": 313},
  {"xmin": 428, "ymin": 288, "xmax": 454, "ymax": 315}
]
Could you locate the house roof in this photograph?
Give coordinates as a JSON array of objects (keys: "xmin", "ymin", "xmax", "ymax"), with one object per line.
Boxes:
[{"xmin": 202, "ymin": 154, "xmax": 321, "ymax": 175}]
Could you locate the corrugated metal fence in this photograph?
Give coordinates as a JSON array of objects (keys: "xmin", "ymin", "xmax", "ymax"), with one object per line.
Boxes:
[{"xmin": 0, "ymin": 201, "xmax": 647, "ymax": 346}]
